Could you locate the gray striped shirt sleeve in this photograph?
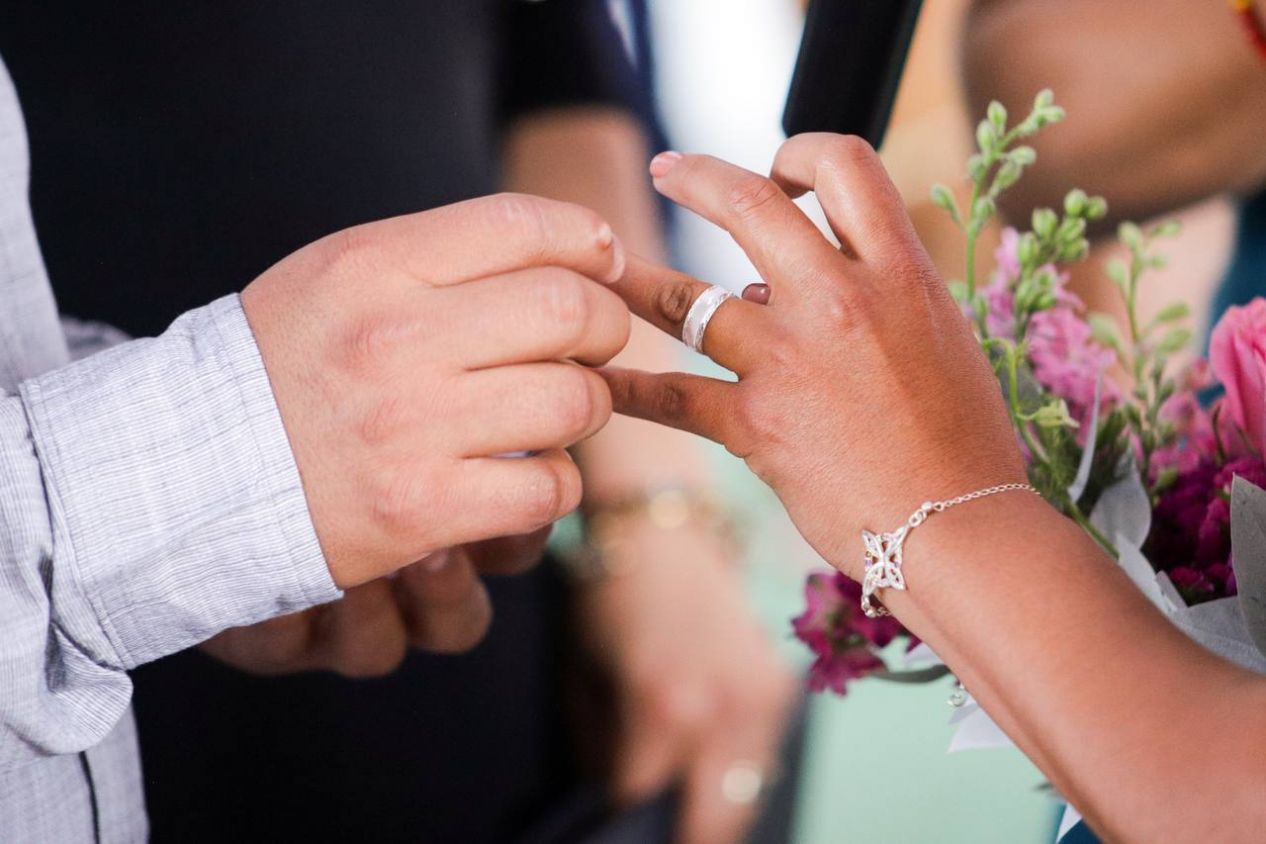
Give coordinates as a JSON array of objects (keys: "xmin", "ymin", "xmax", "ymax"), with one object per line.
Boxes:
[{"xmin": 1, "ymin": 293, "xmax": 341, "ymax": 767}]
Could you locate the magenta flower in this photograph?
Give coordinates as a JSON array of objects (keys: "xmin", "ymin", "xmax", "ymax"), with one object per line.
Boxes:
[
  {"xmin": 1144, "ymin": 455, "xmax": 1266, "ymax": 603},
  {"xmin": 792, "ymin": 571, "xmax": 909, "ymax": 695},
  {"xmin": 1152, "ymin": 391, "xmax": 1218, "ymax": 476},
  {"xmin": 1210, "ymin": 298, "xmax": 1266, "ymax": 455}
]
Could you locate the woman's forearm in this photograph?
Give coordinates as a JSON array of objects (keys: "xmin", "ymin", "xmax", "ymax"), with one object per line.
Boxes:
[{"xmin": 889, "ymin": 494, "xmax": 1266, "ymax": 842}]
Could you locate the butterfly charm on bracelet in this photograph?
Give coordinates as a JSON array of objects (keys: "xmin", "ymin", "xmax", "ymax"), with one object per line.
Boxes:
[{"xmin": 860, "ymin": 527, "xmax": 908, "ymax": 617}]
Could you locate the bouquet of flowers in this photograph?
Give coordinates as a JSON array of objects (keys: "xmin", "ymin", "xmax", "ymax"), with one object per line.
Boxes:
[{"xmin": 791, "ymin": 91, "xmax": 1266, "ymax": 716}]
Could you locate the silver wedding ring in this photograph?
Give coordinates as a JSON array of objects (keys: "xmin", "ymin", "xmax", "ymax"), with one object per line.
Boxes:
[
  {"xmin": 720, "ymin": 759, "xmax": 765, "ymax": 806},
  {"xmin": 681, "ymin": 284, "xmax": 734, "ymax": 355}
]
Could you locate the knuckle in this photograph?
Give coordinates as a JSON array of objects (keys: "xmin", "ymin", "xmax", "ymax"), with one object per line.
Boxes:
[
  {"xmin": 734, "ymin": 391, "xmax": 780, "ymax": 445},
  {"xmin": 318, "ymin": 223, "xmax": 378, "ymax": 277},
  {"xmin": 535, "ymin": 271, "xmax": 591, "ymax": 339},
  {"xmin": 489, "ymin": 192, "xmax": 551, "ymax": 256},
  {"xmin": 825, "ymin": 134, "xmax": 878, "ymax": 167},
  {"xmin": 338, "ymin": 314, "xmax": 394, "ymax": 372},
  {"xmin": 551, "ymin": 369, "xmax": 599, "ymax": 439},
  {"xmin": 370, "ymin": 472, "xmax": 433, "ymax": 541},
  {"xmin": 653, "ymin": 281, "xmax": 696, "ymax": 327},
  {"xmin": 356, "ymin": 394, "xmax": 406, "ymax": 446},
  {"xmin": 726, "ymin": 175, "xmax": 783, "ymax": 222},
  {"xmin": 523, "ymin": 458, "xmax": 581, "ymax": 525}
]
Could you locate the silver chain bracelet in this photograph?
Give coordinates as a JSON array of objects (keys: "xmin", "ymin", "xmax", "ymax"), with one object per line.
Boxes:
[{"xmin": 860, "ymin": 483, "xmax": 1037, "ymax": 618}]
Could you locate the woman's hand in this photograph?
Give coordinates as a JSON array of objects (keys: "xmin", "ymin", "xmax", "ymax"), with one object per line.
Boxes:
[
  {"xmin": 200, "ymin": 531, "xmax": 548, "ymax": 676},
  {"xmin": 576, "ymin": 521, "xmax": 796, "ymax": 844},
  {"xmin": 602, "ymin": 135, "xmax": 1026, "ymax": 578}
]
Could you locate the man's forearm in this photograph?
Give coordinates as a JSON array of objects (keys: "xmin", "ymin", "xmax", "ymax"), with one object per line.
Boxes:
[
  {"xmin": 965, "ymin": 0, "xmax": 1266, "ymax": 228},
  {"xmin": 1, "ymin": 295, "xmax": 340, "ymax": 768}
]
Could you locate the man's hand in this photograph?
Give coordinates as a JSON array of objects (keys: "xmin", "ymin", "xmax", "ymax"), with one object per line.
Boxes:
[
  {"xmin": 241, "ymin": 193, "xmax": 630, "ymax": 588},
  {"xmin": 200, "ymin": 530, "xmax": 549, "ymax": 676}
]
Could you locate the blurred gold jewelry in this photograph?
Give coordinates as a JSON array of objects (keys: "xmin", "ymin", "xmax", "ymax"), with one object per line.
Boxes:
[{"xmin": 560, "ymin": 487, "xmax": 738, "ymax": 581}]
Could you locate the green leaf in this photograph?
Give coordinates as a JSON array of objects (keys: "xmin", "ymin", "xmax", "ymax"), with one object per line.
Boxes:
[
  {"xmin": 1152, "ymin": 302, "xmax": 1190, "ymax": 324},
  {"xmin": 930, "ymin": 183, "xmax": 959, "ymax": 222},
  {"xmin": 1152, "ymin": 219, "xmax": 1182, "ymax": 238},
  {"xmin": 1088, "ymin": 312, "xmax": 1125, "ymax": 353},
  {"xmin": 1064, "ymin": 189, "xmax": 1088, "ymax": 217},
  {"xmin": 1158, "ymin": 327, "xmax": 1192, "ymax": 354},
  {"xmin": 976, "ymin": 119, "xmax": 997, "ymax": 155},
  {"xmin": 988, "ymin": 100, "xmax": 1007, "ymax": 130},
  {"xmin": 972, "ymin": 196, "xmax": 997, "ymax": 221},
  {"xmin": 1118, "ymin": 221, "xmax": 1144, "ymax": 250},
  {"xmin": 1038, "ymin": 402, "xmax": 1079, "ymax": 430},
  {"xmin": 991, "ymin": 159, "xmax": 1023, "ymax": 194},
  {"xmin": 1153, "ymin": 466, "xmax": 1179, "ymax": 494},
  {"xmin": 967, "ymin": 154, "xmax": 987, "ymax": 182},
  {"xmin": 1034, "ymin": 89, "xmax": 1055, "ymax": 109},
  {"xmin": 1106, "ymin": 258, "xmax": 1130, "ymax": 291},
  {"xmin": 1086, "ymin": 196, "xmax": 1109, "ymax": 220},
  {"xmin": 1010, "ymin": 145, "xmax": 1037, "ymax": 166},
  {"xmin": 948, "ymin": 280, "xmax": 970, "ymax": 303},
  {"xmin": 1031, "ymin": 207, "xmax": 1058, "ymax": 239},
  {"xmin": 1056, "ymin": 217, "xmax": 1087, "ymax": 243},
  {"xmin": 1018, "ymin": 231, "xmax": 1040, "ymax": 265},
  {"xmin": 1035, "ymin": 105, "xmax": 1066, "ymax": 127}
]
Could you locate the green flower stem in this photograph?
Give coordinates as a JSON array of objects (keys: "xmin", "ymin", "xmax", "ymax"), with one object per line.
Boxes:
[
  {"xmin": 1067, "ymin": 497, "xmax": 1118, "ymax": 558},
  {"xmin": 1004, "ymin": 344, "xmax": 1049, "ymax": 464},
  {"xmin": 964, "ymin": 194, "xmax": 982, "ymax": 299}
]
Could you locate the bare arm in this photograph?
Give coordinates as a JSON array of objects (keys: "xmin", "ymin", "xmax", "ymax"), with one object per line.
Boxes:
[{"xmin": 965, "ymin": 0, "xmax": 1266, "ymax": 228}]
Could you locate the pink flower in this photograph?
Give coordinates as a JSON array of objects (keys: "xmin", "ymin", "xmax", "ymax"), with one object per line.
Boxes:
[
  {"xmin": 991, "ymin": 228, "xmax": 1023, "ymax": 286},
  {"xmin": 1028, "ymin": 306, "xmax": 1119, "ymax": 426},
  {"xmin": 791, "ymin": 571, "xmax": 909, "ymax": 695},
  {"xmin": 1210, "ymin": 299, "xmax": 1266, "ymax": 455},
  {"xmin": 1152, "ymin": 387, "xmax": 1218, "ymax": 475}
]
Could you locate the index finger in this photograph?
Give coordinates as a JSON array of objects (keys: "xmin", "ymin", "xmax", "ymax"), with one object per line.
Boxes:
[
  {"xmin": 648, "ymin": 153, "xmax": 844, "ymax": 302},
  {"xmin": 342, "ymin": 193, "xmax": 627, "ymax": 287}
]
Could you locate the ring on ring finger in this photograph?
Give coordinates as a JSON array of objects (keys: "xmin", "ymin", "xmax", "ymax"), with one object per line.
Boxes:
[{"xmin": 682, "ymin": 284, "xmax": 734, "ymax": 354}]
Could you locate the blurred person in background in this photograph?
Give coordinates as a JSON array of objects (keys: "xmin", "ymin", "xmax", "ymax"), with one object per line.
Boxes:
[
  {"xmin": 0, "ymin": 2, "xmax": 795, "ymax": 842},
  {"xmin": 963, "ymin": 0, "xmax": 1266, "ymax": 333}
]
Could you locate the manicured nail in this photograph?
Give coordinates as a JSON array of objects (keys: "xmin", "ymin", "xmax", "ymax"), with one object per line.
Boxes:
[
  {"xmin": 423, "ymin": 549, "xmax": 451, "ymax": 573},
  {"xmin": 649, "ymin": 151, "xmax": 683, "ymax": 178},
  {"xmin": 742, "ymin": 283, "xmax": 772, "ymax": 305}
]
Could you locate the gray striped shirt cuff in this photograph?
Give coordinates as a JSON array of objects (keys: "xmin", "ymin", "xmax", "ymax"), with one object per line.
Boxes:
[{"xmin": 19, "ymin": 294, "xmax": 340, "ymax": 669}]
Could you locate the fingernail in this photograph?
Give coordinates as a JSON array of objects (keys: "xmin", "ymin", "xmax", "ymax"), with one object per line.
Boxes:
[
  {"xmin": 423, "ymin": 549, "xmax": 451, "ymax": 573},
  {"xmin": 606, "ymin": 234, "xmax": 626, "ymax": 284},
  {"xmin": 742, "ymin": 283, "xmax": 772, "ymax": 305},
  {"xmin": 649, "ymin": 151, "xmax": 683, "ymax": 178}
]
